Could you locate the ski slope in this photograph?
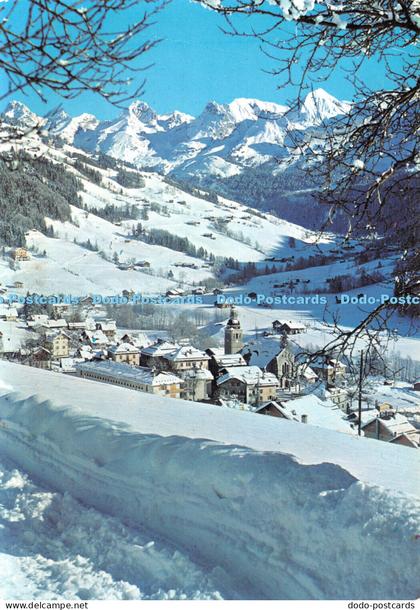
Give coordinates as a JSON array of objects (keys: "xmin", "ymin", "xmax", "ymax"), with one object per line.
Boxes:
[{"xmin": 0, "ymin": 362, "xmax": 418, "ymax": 600}]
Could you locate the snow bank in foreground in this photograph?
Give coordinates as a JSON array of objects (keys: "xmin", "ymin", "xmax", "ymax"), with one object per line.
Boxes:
[
  {"xmin": 0, "ymin": 457, "xmax": 223, "ymax": 600},
  {"xmin": 0, "ymin": 364, "xmax": 419, "ymax": 599}
]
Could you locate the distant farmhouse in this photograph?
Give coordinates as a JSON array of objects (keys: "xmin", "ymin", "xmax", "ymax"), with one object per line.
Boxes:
[{"xmin": 11, "ymin": 247, "xmax": 31, "ymax": 261}]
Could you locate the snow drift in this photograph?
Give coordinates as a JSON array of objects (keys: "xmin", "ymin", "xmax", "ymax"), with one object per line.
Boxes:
[{"xmin": 0, "ymin": 362, "xmax": 419, "ymax": 599}]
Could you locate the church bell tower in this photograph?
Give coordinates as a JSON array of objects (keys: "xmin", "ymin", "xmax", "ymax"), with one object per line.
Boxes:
[{"xmin": 224, "ymin": 305, "xmax": 243, "ymax": 354}]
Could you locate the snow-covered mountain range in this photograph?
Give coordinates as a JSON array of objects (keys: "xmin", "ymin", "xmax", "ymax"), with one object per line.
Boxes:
[{"xmin": 2, "ymin": 90, "xmax": 350, "ymax": 180}]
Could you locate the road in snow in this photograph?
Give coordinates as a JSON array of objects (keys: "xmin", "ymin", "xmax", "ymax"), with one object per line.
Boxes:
[{"xmin": 0, "ymin": 455, "xmax": 226, "ymax": 600}]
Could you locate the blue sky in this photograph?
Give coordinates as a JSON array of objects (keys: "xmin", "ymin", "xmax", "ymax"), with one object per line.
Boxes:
[{"xmin": 1, "ymin": 0, "xmax": 398, "ymax": 119}]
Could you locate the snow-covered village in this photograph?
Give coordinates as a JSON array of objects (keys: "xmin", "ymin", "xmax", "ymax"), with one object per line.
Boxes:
[{"xmin": 0, "ymin": 0, "xmax": 419, "ymax": 604}]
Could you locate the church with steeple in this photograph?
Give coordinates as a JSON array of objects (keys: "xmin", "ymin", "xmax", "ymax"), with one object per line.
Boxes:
[{"xmin": 224, "ymin": 306, "xmax": 243, "ymax": 354}]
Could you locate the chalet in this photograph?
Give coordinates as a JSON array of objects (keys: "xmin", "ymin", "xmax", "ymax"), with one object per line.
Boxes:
[
  {"xmin": 165, "ymin": 288, "xmax": 185, "ymax": 298},
  {"xmin": 256, "ymin": 395, "xmax": 355, "ymax": 435},
  {"xmin": 206, "ymin": 349, "xmax": 247, "ymax": 378},
  {"xmin": 413, "ymin": 380, "xmax": 420, "ymax": 392},
  {"xmin": 213, "ymin": 288, "xmax": 223, "ymax": 295},
  {"xmin": 117, "ymin": 332, "xmax": 148, "ymax": 349},
  {"xmin": 13, "ymin": 281, "xmax": 24, "ymax": 289},
  {"xmin": 41, "ymin": 318, "xmax": 68, "ymax": 330},
  {"xmin": 311, "ymin": 357, "xmax": 347, "ymax": 383},
  {"xmin": 162, "ymin": 345, "xmax": 210, "ymax": 372},
  {"xmin": 95, "ymin": 319, "xmax": 117, "ymax": 340},
  {"xmin": 135, "ymin": 260, "xmax": 151, "ymax": 268},
  {"xmin": 272, "ymin": 320, "xmax": 306, "ymax": 334},
  {"xmin": 76, "ymin": 345, "xmax": 107, "ymax": 362},
  {"xmin": 192, "ymin": 287, "xmax": 206, "ymax": 295},
  {"xmin": 80, "ymin": 296, "xmax": 94, "ymax": 307},
  {"xmin": 81, "ymin": 329, "xmax": 109, "ymax": 348},
  {"xmin": 117, "ymin": 263, "xmax": 134, "ymax": 271},
  {"xmin": 44, "ymin": 331, "xmax": 71, "ymax": 358},
  {"xmin": 76, "ymin": 360, "xmax": 183, "ymax": 399},
  {"xmin": 122, "ymin": 289, "xmax": 136, "ymax": 299},
  {"xmin": 28, "ymin": 346, "xmax": 52, "ymax": 370},
  {"xmin": 326, "ymin": 386, "xmax": 351, "ymax": 412},
  {"xmin": 0, "ymin": 306, "xmax": 18, "ymax": 322},
  {"xmin": 140, "ymin": 339, "xmax": 179, "ymax": 368},
  {"xmin": 11, "ymin": 247, "xmax": 30, "ymax": 261},
  {"xmin": 181, "ymin": 367, "xmax": 214, "ymax": 401},
  {"xmin": 108, "ymin": 342, "xmax": 140, "ymax": 366},
  {"xmin": 254, "ymin": 401, "xmax": 293, "ymax": 419},
  {"xmin": 216, "ymin": 366, "xmax": 279, "ymax": 407},
  {"xmin": 389, "ymin": 434, "xmax": 419, "ymax": 449},
  {"xmin": 27, "ymin": 314, "xmax": 49, "ymax": 328},
  {"xmin": 361, "ymin": 411, "xmax": 419, "ymax": 447}
]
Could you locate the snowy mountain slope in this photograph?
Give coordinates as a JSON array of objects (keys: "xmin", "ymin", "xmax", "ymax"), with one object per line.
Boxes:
[
  {"xmin": 0, "ymin": 362, "xmax": 418, "ymax": 600},
  {"xmin": 299, "ymin": 89, "xmax": 351, "ymax": 124},
  {"xmin": 2, "ymin": 90, "xmax": 350, "ymax": 179},
  {"xmin": 1, "ymin": 134, "xmax": 336, "ymax": 295},
  {"xmin": 46, "ymin": 109, "xmax": 99, "ymax": 143},
  {"xmin": 2, "ymin": 101, "xmax": 42, "ymax": 130}
]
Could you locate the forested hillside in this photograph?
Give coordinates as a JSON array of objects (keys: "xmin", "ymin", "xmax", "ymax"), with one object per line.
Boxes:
[{"xmin": 0, "ymin": 153, "xmax": 82, "ymax": 246}]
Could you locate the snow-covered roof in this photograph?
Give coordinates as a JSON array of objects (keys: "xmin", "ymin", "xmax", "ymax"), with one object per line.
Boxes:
[
  {"xmin": 183, "ymin": 367, "xmax": 214, "ymax": 381},
  {"xmin": 164, "ymin": 345, "xmax": 209, "ymax": 362},
  {"xmin": 119, "ymin": 332, "xmax": 151, "ymax": 348},
  {"xmin": 302, "ymin": 366, "xmax": 318, "ymax": 381},
  {"xmin": 241, "ymin": 336, "xmax": 304, "ymax": 369},
  {"xmin": 29, "ymin": 314, "xmax": 49, "ymax": 323},
  {"xmin": 362, "ymin": 412, "xmax": 418, "ymax": 438},
  {"xmin": 217, "ymin": 366, "xmax": 279, "ymax": 387},
  {"xmin": 97, "ymin": 319, "xmax": 117, "ymax": 332},
  {"xmin": 83, "ymin": 329, "xmax": 109, "ymax": 345},
  {"xmin": 389, "ymin": 433, "xmax": 419, "ymax": 448},
  {"xmin": 45, "ymin": 330, "xmax": 71, "ymax": 340},
  {"xmin": 77, "ymin": 345, "xmax": 107, "ymax": 360},
  {"xmin": 280, "ymin": 395, "xmax": 355, "ymax": 435},
  {"xmin": 255, "ymin": 401, "xmax": 292, "ymax": 419},
  {"xmin": 0, "ymin": 306, "xmax": 18, "ymax": 318},
  {"xmin": 76, "ymin": 360, "xmax": 183, "ymax": 386},
  {"xmin": 108, "ymin": 342, "xmax": 140, "ymax": 354},
  {"xmin": 274, "ymin": 320, "xmax": 306, "ymax": 330},
  {"xmin": 42, "ymin": 318, "xmax": 68, "ymax": 329},
  {"xmin": 141, "ymin": 340, "xmax": 179, "ymax": 357},
  {"xmin": 213, "ymin": 353, "xmax": 247, "ymax": 367}
]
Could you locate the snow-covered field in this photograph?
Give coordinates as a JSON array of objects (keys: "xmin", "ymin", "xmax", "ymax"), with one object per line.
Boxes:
[{"xmin": 0, "ymin": 362, "xmax": 419, "ymax": 600}]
